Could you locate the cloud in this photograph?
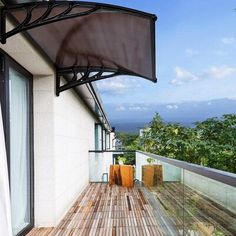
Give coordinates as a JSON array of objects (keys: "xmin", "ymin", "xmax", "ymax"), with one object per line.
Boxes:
[
  {"xmin": 185, "ymin": 49, "xmax": 199, "ymax": 57},
  {"xmin": 170, "ymin": 79, "xmax": 184, "ymax": 86},
  {"xmin": 128, "ymin": 106, "xmax": 149, "ymax": 111},
  {"xmin": 205, "ymin": 65, "xmax": 236, "ymax": 79},
  {"xmin": 221, "ymin": 37, "xmax": 235, "ymax": 45},
  {"xmin": 170, "ymin": 65, "xmax": 236, "ymax": 86},
  {"xmin": 114, "ymin": 104, "xmax": 150, "ymax": 112},
  {"xmin": 96, "ymin": 76, "xmax": 140, "ymax": 94},
  {"xmin": 115, "ymin": 105, "xmax": 126, "ymax": 111},
  {"xmin": 166, "ymin": 104, "xmax": 178, "ymax": 110},
  {"xmin": 170, "ymin": 67, "xmax": 199, "ymax": 86}
]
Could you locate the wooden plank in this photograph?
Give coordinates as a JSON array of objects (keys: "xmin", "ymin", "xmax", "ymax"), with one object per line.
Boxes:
[{"xmin": 27, "ymin": 183, "xmax": 162, "ymax": 236}]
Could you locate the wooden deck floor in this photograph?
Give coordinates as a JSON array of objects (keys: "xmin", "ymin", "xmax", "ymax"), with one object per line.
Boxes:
[
  {"xmin": 27, "ymin": 183, "xmax": 163, "ymax": 236},
  {"xmin": 150, "ymin": 182, "xmax": 236, "ymax": 236}
]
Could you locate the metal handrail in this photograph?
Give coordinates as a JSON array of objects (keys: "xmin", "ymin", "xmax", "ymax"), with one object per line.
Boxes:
[
  {"xmin": 137, "ymin": 150, "xmax": 236, "ymax": 188},
  {"xmin": 89, "ymin": 150, "xmax": 136, "ymax": 153}
]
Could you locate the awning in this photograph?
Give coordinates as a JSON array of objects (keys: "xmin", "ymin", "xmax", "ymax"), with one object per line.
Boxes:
[{"xmin": 0, "ymin": 1, "xmax": 157, "ymax": 95}]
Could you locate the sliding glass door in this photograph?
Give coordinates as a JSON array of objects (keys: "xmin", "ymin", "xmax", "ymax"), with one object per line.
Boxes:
[
  {"xmin": 9, "ymin": 67, "xmax": 32, "ymax": 235},
  {"xmin": 0, "ymin": 51, "xmax": 34, "ymax": 236}
]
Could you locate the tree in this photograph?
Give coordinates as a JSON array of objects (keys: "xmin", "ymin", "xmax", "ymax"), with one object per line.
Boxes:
[
  {"xmin": 138, "ymin": 113, "xmax": 236, "ymax": 173},
  {"xmin": 115, "ymin": 132, "xmax": 140, "ymax": 165}
]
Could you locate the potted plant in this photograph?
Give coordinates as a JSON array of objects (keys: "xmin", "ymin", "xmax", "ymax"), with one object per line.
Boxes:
[
  {"xmin": 117, "ymin": 156, "xmax": 126, "ymax": 165},
  {"xmin": 146, "ymin": 157, "xmax": 156, "ymax": 164},
  {"xmin": 142, "ymin": 157, "xmax": 163, "ymax": 187},
  {"xmin": 109, "ymin": 156, "xmax": 134, "ymax": 187}
]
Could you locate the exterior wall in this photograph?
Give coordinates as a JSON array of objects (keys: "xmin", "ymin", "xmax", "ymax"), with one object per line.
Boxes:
[
  {"xmin": 34, "ymin": 74, "xmax": 56, "ymax": 226},
  {"xmin": 1, "ymin": 20, "xmax": 98, "ymax": 227},
  {"xmin": 54, "ymin": 88, "xmax": 95, "ymax": 224},
  {"xmin": 34, "ymin": 75, "xmax": 96, "ymax": 226}
]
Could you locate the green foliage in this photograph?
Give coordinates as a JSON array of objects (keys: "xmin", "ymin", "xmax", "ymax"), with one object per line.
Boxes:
[
  {"xmin": 117, "ymin": 156, "xmax": 126, "ymax": 164},
  {"xmin": 138, "ymin": 113, "xmax": 236, "ymax": 173},
  {"xmin": 116, "ymin": 132, "xmax": 140, "ymax": 149},
  {"xmin": 146, "ymin": 157, "xmax": 156, "ymax": 164},
  {"xmin": 116, "ymin": 132, "xmax": 140, "ymax": 165}
]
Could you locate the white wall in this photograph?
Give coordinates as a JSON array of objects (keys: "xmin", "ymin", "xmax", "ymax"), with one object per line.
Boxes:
[
  {"xmin": 54, "ymin": 88, "xmax": 95, "ymax": 224},
  {"xmin": 34, "ymin": 75, "xmax": 96, "ymax": 226},
  {"xmin": 0, "ymin": 18, "xmax": 102, "ymax": 228},
  {"xmin": 33, "ymin": 74, "xmax": 56, "ymax": 226}
]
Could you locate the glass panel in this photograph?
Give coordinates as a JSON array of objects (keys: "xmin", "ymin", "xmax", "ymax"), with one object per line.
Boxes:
[
  {"xmin": 135, "ymin": 152, "xmax": 236, "ymax": 236},
  {"xmin": 94, "ymin": 124, "xmax": 102, "ymax": 150},
  {"xmin": 9, "ymin": 67, "xmax": 31, "ymax": 235},
  {"xmin": 95, "ymin": 124, "xmax": 99, "ymax": 150},
  {"xmin": 135, "ymin": 152, "xmax": 184, "ymax": 235},
  {"xmin": 89, "ymin": 152, "xmax": 113, "ymax": 182},
  {"xmin": 103, "ymin": 129, "xmax": 106, "ymax": 150},
  {"xmin": 183, "ymin": 170, "xmax": 236, "ymax": 236},
  {"xmin": 106, "ymin": 133, "xmax": 110, "ymax": 149}
]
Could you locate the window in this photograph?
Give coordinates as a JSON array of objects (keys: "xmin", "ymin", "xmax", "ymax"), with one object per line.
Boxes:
[
  {"xmin": 102, "ymin": 129, "xmax": 106, "ymax": 150},
  {"xmin": 94, "ymin": 123, "xmax": 102, "ymax": 150},
  {"xmin": 106, "ymin": 132, "xmax": 110, "ymax": 150},
  {"xmin": 0, "ymin": 51, "xmax": 34, "ymax": 236}
]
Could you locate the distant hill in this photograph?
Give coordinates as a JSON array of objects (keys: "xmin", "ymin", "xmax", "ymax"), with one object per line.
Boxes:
[
  {"xmin": 107, "ymin": 98, "xmax": 236, "ymax": 133},
  {"xmin": 112, "ymin": 122, "xmax": 148, "ymax": 133},
  {"xmin": 112, "ymin": 121, "xmax": 194, "ymax": 133}
]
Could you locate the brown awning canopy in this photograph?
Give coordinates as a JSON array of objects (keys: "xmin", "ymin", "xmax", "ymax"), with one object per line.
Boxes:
[{"xmin": 0, "ymin": 1, "xmax": 157, "ymax": 95}]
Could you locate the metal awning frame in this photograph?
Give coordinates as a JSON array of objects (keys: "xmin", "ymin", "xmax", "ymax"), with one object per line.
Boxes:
[
  {"xmin": 0, "ymin": 1, "xmax": 157, "ymax": 96},
  {"xmin": 56, "ymin": 66, "xmax": 146, "ymax": 96}
]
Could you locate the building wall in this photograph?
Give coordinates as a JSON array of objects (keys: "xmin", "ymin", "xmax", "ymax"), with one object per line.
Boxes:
[
  {"xmin": 1, "ymin": 20, "xmax": 98, "ymax": 227},
  {"xmin": 34, "ymin": 75, "xmax": 96, "ymax": 226},
  {"xmin": 33, "ymin": 74, "xmax": 56, "ymax": 226},
  {"xmin": 53, "ymin": 88, "xmax": 95, "ymax": 224}
]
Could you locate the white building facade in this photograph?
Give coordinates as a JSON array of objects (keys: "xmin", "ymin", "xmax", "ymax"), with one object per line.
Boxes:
[
  {"xmin": 0, "ymin": 21, "xmax": 114, "ymax": 235},
  {"xmin": 0, "ymin": 1, "xmax": 156, "ymax": 235}
]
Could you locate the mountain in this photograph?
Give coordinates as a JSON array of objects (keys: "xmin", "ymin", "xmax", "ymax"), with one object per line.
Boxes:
[{"xmin": 105, "ymin": 98, "xmax": 236, "ymax": 132}]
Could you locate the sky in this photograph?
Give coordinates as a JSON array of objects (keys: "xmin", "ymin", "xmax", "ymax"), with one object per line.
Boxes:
[{"xmin": 92, "ymin": 0, "xmax": 236, "ymax": 123}]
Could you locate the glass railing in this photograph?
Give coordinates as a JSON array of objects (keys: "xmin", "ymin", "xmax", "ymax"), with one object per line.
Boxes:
[
  {"xmin": 89, "ymin": 150, "xmax": 236, "ymax": 236},
  {"xmin": 136, "ymin": 151, "xmax": 236, "ymax": 236},
  {"xmin": 89, "ymin": 150, "xmax": 135, "ymax": 182}
]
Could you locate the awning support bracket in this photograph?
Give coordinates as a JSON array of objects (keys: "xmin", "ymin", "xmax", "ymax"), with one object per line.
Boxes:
[
  {"xmin": 56, "ymin": 67, "xmax": 123, "ymax": 96},
  {"xmin": 0, "ymin": 1, "xmax": 102, "ymax": 44}
]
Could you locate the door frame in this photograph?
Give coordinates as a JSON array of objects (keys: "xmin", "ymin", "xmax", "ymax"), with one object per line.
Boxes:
[{"xmin": 0, "ymin": 49, "xmax": 34, "ymax": 236}]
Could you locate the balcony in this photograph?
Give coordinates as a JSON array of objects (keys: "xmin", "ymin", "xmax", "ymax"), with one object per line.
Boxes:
[{"xmin": 28, "ymin": 151, "xmax": 236, "ymax": 236}]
